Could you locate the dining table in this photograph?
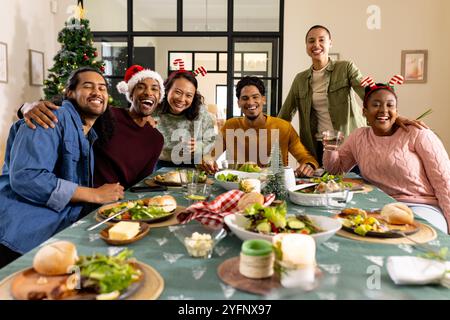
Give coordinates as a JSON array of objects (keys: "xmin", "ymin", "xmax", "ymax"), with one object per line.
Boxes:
[{"xmin": 0, "ymin": 167, "xmax": 449, "ymax": 300}]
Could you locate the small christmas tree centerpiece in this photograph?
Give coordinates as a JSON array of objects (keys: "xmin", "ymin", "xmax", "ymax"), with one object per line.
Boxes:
[{"xmin": 262, "ymin": 141, "xmax": 287, "ymax": 200}]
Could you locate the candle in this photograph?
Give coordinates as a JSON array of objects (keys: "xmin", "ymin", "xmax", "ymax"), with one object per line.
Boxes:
[
  {"xmin": 272, "ymin": 234, "xmax": 316, "ymax": 288},
  {"xmin": 239, "ymin": 239, "xmax": 274, "ymax": 279}
]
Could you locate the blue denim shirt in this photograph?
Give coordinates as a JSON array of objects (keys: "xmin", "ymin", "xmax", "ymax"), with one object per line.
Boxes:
[{"xmin": 0, "ymin": 100, "xmax": 97, "ymax": 254}]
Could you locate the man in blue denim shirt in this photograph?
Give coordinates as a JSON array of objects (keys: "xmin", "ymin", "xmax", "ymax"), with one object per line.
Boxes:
[{"xmin": 0, "ymin": 67, "xmax": 124, "ymax": 268}]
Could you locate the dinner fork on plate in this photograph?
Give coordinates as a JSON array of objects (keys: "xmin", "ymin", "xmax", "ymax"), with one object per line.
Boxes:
[
  {"xmin": 390, "ymin": 229, "xmax": 440, "ymax": 255},
  {"xmin": 86, "ymin": 207, "xmax": 129, "ymax": 231}
]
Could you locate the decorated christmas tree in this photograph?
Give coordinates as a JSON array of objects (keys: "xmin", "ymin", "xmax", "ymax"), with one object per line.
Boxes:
[{"xmin": 44, "ymin": 2, "xmax": 107, "ymax": 102}]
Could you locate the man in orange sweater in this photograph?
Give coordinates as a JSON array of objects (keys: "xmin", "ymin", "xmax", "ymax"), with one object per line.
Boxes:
[{"xmin": 201, "ymin": 76, "xmax": 318, "ymax": 177}]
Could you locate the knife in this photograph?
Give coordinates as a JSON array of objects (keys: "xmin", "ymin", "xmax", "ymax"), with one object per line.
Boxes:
[{"xmin": 86, "ymin": 207, "xmax": 129, "ymax": 231}]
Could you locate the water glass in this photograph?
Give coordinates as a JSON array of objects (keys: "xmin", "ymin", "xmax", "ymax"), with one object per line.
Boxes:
[
  {"xmin": 186, "ymin": 183, "xmax": 212, "ymax": 204},
  {"xmin": 179, "ymin": 169, "xmax": 199, "ymax": 192},
  {"xmin": 220, "ymin": 160, "xmax": 229, "ymax": 170},
  {"xmin": 322, "ymin": 130, "xmax": 344, "ymax": 150}
]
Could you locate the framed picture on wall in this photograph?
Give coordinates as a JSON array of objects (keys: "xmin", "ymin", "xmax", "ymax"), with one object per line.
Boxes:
[
  {"xmin": 401, "ymin": 50, "xmax": 428, "ymax": 83},
  {"xmin": 0, "ymin": 42, "xmax": 7, "ymax": 83},
  {"xmin": 29, "ymin": 49, "xmax": 44, "ymax": 86},
  {"xmin": 329, "ymin": 53, "xmax": 340, "ymax": 61}
]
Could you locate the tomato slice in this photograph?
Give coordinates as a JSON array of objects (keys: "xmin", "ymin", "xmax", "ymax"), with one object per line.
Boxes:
[{"xmin": 122, "ymin": 212, "xmax": 131, "ymax": 220}]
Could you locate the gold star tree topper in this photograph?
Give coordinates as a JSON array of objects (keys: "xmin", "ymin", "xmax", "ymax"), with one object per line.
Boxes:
[{"xmin": 74, "ymin": 3, "xmax": 85, "ymax": 20}]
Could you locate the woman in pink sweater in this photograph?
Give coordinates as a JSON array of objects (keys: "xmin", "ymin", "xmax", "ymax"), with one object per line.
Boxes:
[{"xmin": 323, "ymin": 76, "xmax": 450, "ymax": 234}]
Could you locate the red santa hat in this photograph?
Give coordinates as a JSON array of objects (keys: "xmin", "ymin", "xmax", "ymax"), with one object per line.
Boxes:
[{"xmin": 116, "ymin": 65, "xmax": 165, "ymax": 103}]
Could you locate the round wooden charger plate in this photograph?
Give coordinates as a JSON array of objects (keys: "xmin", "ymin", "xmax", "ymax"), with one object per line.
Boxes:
[
  {"xmin": 0, "ymin": 262, "xmax": 164, "ymax": 300},
  {"xmin": 342, "ymin": 178, "xmax": 374, "ymax": 193},
  {"xmin": 95, "ymin": 206, "xmax": 185, "ymax": 228},
  {"xmin": 217, "ymin": 257, "xmax": 323, "ymax": 296},
  {"xmin": 337, "ymin": 221, "xmax": 437, "ymax": 244},
  {"xmin": 217, "ymin": 257, "xmax": 281, "ymax": 295}
]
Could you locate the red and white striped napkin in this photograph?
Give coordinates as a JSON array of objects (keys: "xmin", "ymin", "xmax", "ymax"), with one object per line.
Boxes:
[{"xmin": 177, "ymin": 190, "xmax": 275, "ymax": 228}]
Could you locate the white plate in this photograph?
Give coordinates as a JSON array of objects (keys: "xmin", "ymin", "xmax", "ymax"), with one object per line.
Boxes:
[
  {"xmin": 224, "ymin": 213, "xmax": 342, "ymax": 245},
  {"xmin": 288, "ymin": 184, "xmax": 353, "ymax": 207},
  {"xmin": 214, "ymin": 170, "xmax": 262, "ymax": 191}
]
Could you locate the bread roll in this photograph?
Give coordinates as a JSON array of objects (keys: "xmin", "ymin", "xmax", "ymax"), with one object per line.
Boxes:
[
  {"xmin": 33, "ymin": 241, "xmax": 78, "ymax": 276},
  {"xmin": 237, "ymin": 192, "xmax": 265, "ymax": 211},
  {"xmin": 145, "ymin": 195, "xmax": 177, "ymax": 212},
  {"xmin": 381, "ymin": 203, "xmax": 414, "ymax": 225}
]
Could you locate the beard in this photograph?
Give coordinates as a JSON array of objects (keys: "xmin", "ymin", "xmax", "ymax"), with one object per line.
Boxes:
[{"xmin": 70, "ymin": 98, "xmax": 106, "ymax": 123}]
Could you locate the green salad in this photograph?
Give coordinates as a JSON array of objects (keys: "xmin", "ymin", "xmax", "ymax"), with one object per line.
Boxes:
[
  {"xmin": 217, "ymin": 173, "xmax": 239, "ymax": 182},
  {"xmin": 77, "ymin": 249, "xmax": 142, "ymax": 295},
  {"xmin": 310, "ymin": 172, "xmax": 343, "ymax": 184},
  {"xmin": 243, "ymin": 203, "xmax": 321, "ymax": 235},
  {"xmin": 102, "ymin": 201, "xmax": 171, "ymax": 220}
]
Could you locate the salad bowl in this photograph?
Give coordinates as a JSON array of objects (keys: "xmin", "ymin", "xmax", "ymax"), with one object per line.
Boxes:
[
  {"xmin": 214, "ymin": 170, "xmax": 263, "ymax": 191},
  {"xmin": 224, "ymin": 213, "xmax": 341, "ymax": 245},
  {"xmin": 288, "ymin": 183, "xmax": 353, "ymax": 207}
]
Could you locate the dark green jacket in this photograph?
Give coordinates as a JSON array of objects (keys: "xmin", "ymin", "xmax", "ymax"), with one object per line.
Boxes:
[{"xmin": 278, "ymin": 59, "xmax": 366, "ymax": 159}]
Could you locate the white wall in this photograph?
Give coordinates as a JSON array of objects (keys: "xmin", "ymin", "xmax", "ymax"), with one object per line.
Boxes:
[
  {"xmin": 0, "ymin": 0, "xmax": 63, "ymax": 165},
  {"xmin": 283, "ymin": 0, "xmax": 450, "ymax": 154}
]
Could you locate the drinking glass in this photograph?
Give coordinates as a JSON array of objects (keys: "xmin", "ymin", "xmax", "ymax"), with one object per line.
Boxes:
[
  {"xmin": 322, "ymin": 130, "xmax": 344, "ymax": 150},
  {"xmin": 186, "ymin": 183, "xmax": 212, "ymax": 204}
]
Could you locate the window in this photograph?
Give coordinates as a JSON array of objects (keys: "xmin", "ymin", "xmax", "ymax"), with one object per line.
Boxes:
[
  {"xmin": 85, "ymin": 0, "xmax": 127, "ymax": 31},
  {"xmin": 183, "ymin": 0, "xmax": 227, "ymax": 31},
  {"xmin": 234, "ymin": 0, "xmax": 280, "ymax": 32},
  {"xmin": 133, "ymin": 0, "xmax": 177, "ymax": 31},
  {"xmin": 91, "ymin": 0, "xmax": 284, "ymax": 116}
]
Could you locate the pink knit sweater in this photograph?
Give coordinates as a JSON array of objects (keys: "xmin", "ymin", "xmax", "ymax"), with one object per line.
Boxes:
[{"xmin": 323, "ymin": 127, "xmax": 450, "ymax": 231}]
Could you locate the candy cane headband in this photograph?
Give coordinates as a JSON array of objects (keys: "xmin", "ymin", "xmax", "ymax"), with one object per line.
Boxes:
[
  {"xmin": 361, "ymin": 75, "xmax": 404, "ymax": 106},
  {"xmin": 172, "ymin": 58, "xmax": 208, "ymax": 77}
]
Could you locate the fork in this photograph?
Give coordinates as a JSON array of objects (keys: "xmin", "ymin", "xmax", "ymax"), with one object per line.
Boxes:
[{"xmin": 391, "ymin": 229, "xmax": 439, "ymax": 255}]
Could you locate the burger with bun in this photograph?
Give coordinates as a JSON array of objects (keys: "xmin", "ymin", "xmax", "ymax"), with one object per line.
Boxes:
[{"xmin": 144, "ymin": 195, "xmax": 177, "ymax": 212}]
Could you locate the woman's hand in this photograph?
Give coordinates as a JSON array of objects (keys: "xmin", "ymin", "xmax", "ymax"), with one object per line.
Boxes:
[
  {"xmin": 295, "ymin": 163, "xmax": 315, "ymax": 178},
  {"xmin": 396, "ymin": 115, "xmax": 429, "ymax": 132},
  {"xmin": 92, "ymin": 183, "xmax": 125, "ymax": 204},
  {"xmin": 22, "ymin": 101, "xmax": 60, "ymax": 130}
]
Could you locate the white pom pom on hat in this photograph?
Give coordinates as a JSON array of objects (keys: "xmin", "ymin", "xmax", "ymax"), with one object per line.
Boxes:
[
  {"xmin": 116, "ymin": 65, "xmax": 165, "ymax": 103},
  {"xmin": 116, "ymin": 81, "xmax": 129, "ymax": 94}
]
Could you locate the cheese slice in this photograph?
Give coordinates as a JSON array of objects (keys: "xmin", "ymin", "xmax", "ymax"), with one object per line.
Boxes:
[{"xmin": 108, "ymin": 221, "xmax": 140, "ymax": 241}]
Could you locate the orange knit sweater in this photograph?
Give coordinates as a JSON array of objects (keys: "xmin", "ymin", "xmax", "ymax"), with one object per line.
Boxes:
[{"xmin": 216, "ymin": 115, "xmax": 318, "ymax": 168}]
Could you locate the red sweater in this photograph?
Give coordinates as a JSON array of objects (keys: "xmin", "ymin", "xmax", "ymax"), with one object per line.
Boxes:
[{"xmin": 93, "ymin": 107, "xmax": 164, "ymax": 189}]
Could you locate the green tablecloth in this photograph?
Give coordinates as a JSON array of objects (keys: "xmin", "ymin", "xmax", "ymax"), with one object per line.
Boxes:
[{"xmin": 1, "ymin": 169, "xmax": 449, "ymax": 300}]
